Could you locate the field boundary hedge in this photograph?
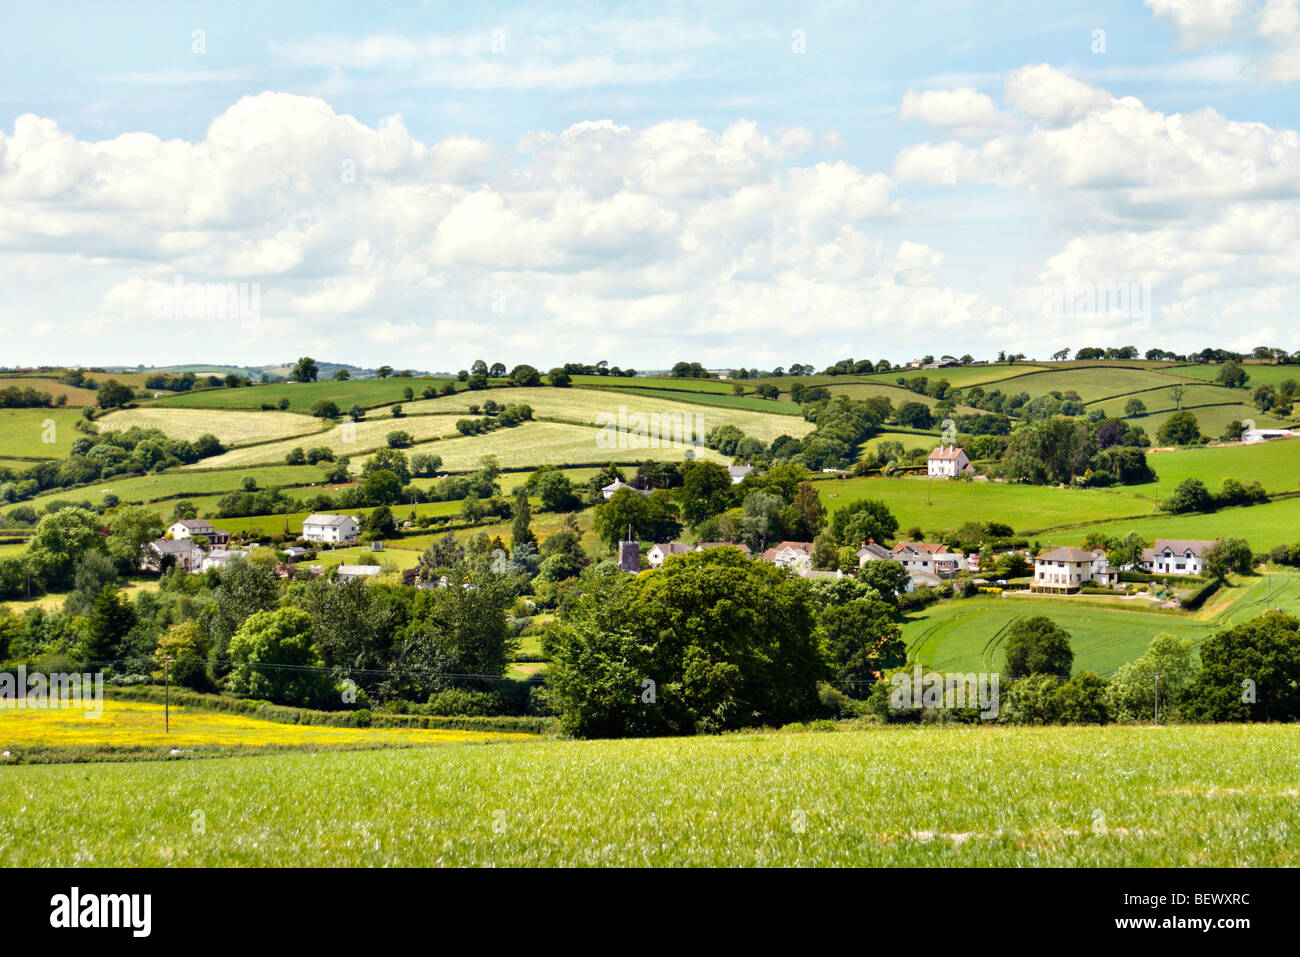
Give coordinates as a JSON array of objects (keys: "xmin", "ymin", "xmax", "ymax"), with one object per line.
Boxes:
[{"xmin": 101, "ymin": 686, "xmax": 552, "ymax": 735}]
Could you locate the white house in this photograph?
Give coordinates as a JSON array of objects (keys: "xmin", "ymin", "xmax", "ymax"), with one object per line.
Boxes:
[
  {"xmin": 145, "ymin": 539, "xmax": 203, "ymax": 573},
  {"xmin": 727, "ymin": 464, "xmax": 754, "ymax": 484},
  {"xmin": 601, "ymin": 479, "xmax": 652, "ymax": 500},
  {"xmin": 856, "ymin": 541, "xmax": 893, "ymax": 566},
  {"xmin": 927, "ymin": 445, "xmax": 973, "ymax": 478},
  {"xmin": 301, "ymin": 513, "xmax": 359, "ymax": 544},
  {"xmin": 167, "ymin": 518, "xmax": 229, "ymax": 546},
  {"xmin": 1142, "ymin": 539, "xmax": 1217, "ymax": 576},
  {"xmin": 761, "ymin": 541, "xmax": 814, "ymax": 569},
  {"xmin": 1032, "ymin": 546, "xmax": 1115, "ymax": 593},
  {"xmin": 1242, "ymin": 427, "xmax": 1297, "ymax": 444},
  {"xmin": 202, "ymin": 548, "xmax": 248, "ymax": 572},
  {"xmin": 647, "ymin": 542, "xmax": 692, "ymax": 568}
]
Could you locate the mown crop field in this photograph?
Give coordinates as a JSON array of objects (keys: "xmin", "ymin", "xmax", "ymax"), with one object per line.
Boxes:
[
  {"xmin": 0, "ymin": 408, "xmax": 85, "ymax": 458},
  {"xmin": 589, "ymin": 385, "xmax": 804, "ymax": 416},
  {"xmin": 0, "ymin": 376, "xmax": 99, "ymax": 406},
  {"xmin": 388, "ymin": 421, "xmax": 730, "ymax": 472},
  {"xmin": 144, "ymin": 377, "xmax": 457, "ymax": 412},
  {"xmin": 24, "ymin": 464, "xmax": 330, "ymax": 510},
  {"xmin": 2, "ymin": 723, "xmax": 1295, "ymax": 866},
  {"xmin": 901, "ymin": 572, "xmax": 1300, "ymax": 676},
  {"xmin": 191, "ymin": 414, "xmax": 463, "ymax": 468},
  {"xmin": 402, "ymin": 387, "xmax": 814, "ymax": 444},
  {"xmin": 97, "ymin": 407, "xmax": 322, "ymax": 445}
]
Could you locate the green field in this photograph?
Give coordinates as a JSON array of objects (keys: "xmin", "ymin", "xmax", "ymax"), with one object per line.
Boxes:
[
  {"xmin": 902, "ymin": 572, "xmax": 1300, "ymax": 676},
  {"xmin": 1051, "ymin": 495, "xmax": 1300, "ymax": 551},
  {"xmin": 817, "ymin": 475, "xmax": 1152, "ymax": 535},
  {"xmin": 1171, "ymin": 362, "xmax": 1300, "ymax": 388},
  {"xmin": 1135, "ymin": 438, "xmax": 1300, "ymax": 497},
  {"xmin": 2, "ymin": 723, "xmax": 1295, "ymax": 865},
  {"xmin": 22, "ymin": 463, "xmax": 330, "ymax": 510},
  {"xmin": 0, "ymin": 408, "xmax": 86, "ymax": 458},
  {"xmin": 402, "ymin": 387, "xmax": 814, "ymax": 444}
]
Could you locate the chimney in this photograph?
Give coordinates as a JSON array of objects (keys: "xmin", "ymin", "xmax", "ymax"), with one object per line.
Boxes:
[{"xmin": 618, "ymin": 538, "xmax": 641, "ymax": 573}]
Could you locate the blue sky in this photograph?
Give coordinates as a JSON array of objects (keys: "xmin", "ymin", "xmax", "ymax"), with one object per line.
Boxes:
[{"xmin": 1, "ymin": 0, "xmax": 1298, "ymax": 370}]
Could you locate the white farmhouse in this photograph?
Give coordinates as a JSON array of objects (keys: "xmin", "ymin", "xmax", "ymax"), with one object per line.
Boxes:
[
  {"xmin": 927, "ymin": 445, "xmax": 973, "ymax": 478},
  {"xmin": 167, "ymin": 518, "xmax": 229, "ymax": 546},
  {"xmin": 1142, "ymin": 539, "xmax": 1217, "ymax": 576},
  {"xmin": 202, "ymin": 548, "xmax": 249, "ymax": 572},
  {"xmin": 1032, "ymin": 546, "xmax": 1114, "ymax": 593},
  {"xmin": 647, "ymin": 542, "xmax": 692, "ymax": 568},
  {"xmin": 761, "ymin": 541, "xmax": 814, "ymax": 569},
  {"xmin": 302, "ymin": 513, "xmax": 359, "ymax": 544}
]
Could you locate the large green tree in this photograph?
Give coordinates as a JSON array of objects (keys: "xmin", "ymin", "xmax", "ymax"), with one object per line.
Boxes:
[
  {"xmin": 1003, "ymin": 615, "xmax": 1074, "ymax": 680},
  {"xmin": 546, "ymin": 550, "xmax": 825, "ymax": 737},
  {"xmin": 225, "ymin": 608, "xmax": 334, "ymax": 707},
  {"xmin": 1184, "ymin": 612, "xmax": 1300, "ymax": 722}
]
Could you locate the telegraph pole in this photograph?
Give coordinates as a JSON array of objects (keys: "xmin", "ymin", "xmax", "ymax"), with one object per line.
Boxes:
[
  {"xmin": 1154, "ymin": 671, "xmax": 1161, "ymax": 725},
  {"xmin": 164, "ymin": 657, "xmax": 173, "ymax": 733}
]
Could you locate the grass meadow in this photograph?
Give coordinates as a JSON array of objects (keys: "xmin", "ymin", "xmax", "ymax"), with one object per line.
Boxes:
[
  {"xmin": 1, "ymin": 723, "xmax": 1295, "ymax": 866},
  {"xmin": 0, "ymin": 408, "xmax": 86, "ymax": 458},
  {"xmin": 98, "ymin": 407, "xmax": 323, "ymax": 445}
]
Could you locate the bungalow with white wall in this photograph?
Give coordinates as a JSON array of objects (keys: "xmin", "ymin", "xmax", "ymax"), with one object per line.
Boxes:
[
  {"xmin": 203, "ymin": 548, "xmax": 249, "ymax": 572},
  {"xmin": 337, "ymin": 564, "xmax": 382, "ymax": 581},
  {"xmin": 601, "ymin": 479, "xmax": 652, "ymax": 500},
  {"xmin": 302, "ymin": 513, "xmax": 359, "ymax": 544},
  {"xmin": 927, "ymin": 445, "xmax": 973, "ymax": 478}
]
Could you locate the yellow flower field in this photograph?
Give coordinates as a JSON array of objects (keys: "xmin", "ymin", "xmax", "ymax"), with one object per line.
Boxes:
[{"xmin": 0, "ymin": 699, "xmax": 532, "ymax": 751}]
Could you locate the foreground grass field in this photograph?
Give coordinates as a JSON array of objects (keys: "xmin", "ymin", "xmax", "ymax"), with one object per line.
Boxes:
[{"xmin": 2, "ymin": 723, "xmax": 1295, "ymax": 865}]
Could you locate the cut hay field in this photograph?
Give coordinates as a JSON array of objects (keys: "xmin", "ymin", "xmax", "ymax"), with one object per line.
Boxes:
[
  {"xmin": 0, "ymin": 699, "xmax": 531, "ymax": 762},
  {"xmin": 2, "ymin": 723, "xmax": 1295, "ymax": 866},
  {"xmin": 986, "ymin": 366, "xmax": 1204, "ymax": 403},
  {"xmin": 901, "ymin": 572, "xmax": 1300, "ymax": 677},
  {"xmin": 0, "ymin": 376, "xmax": 99, "ymax": 405},
  {"xmin": 591, "ymin": 385, "xmax": 804, "ymax": 415},
  {"xmin": 98, "ymin": 407, "xmax": 323, "ymax": 445},
  {"xmin": 145, "ymin": 377, "xmax": 457, "ymax": 412},
  {"xmin": 403, "ymin": 387, "xmax": 814, "ymax": 443},
  {"xmin": 23, "ymin": 464, "xmax": 330, "ymax": 510},
  {"xmin": 816, "ymin": 476, "xmax": 1152, "ymax": 535},
  {"xmin": 383, "ymin": 421, "xmax": 731, "ymax": 473},
  {"xmin": 191, "ymin": 415, "xmax": 463, "ymax": 468},
  {"xmin": 0, "ymin": 408, "xmax": 85, "ymax": 458}
]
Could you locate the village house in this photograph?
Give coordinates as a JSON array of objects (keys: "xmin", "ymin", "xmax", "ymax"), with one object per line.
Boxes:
[
  {"xmin": 145, "ymin": 539, "xmax": 203, "ymax": 573},
  {"xmin": 336, "ymin": 564, "xmax": 381, "ymax": 581},
  {"xmin": 601, "ymin": 478, "xmax": 652, "ymax": 500},
  {"xmin": 891, "ymin": 542, "xmax": 964, "ymax": 578},
  {"xmin": 301, "ymin": 513, "xmax": 360, "ymax": 545},
  {"xmin": 927, "ymin": 445, "xmax": 973, "ymax": 478},
  {"xmin": 907, "ymin": 568, "xmax": 944, "ymax": 591},
  {"xmin": 1032, "ymin": 546, "xmax": 1117, "ymax": 593},
  {"xmin": 727, "ymin": 464, "xmax": 754, "ymax": 485},
  {"xmin": 1141, "ymin": 539, "xmax": 1217, "ymax": 576},
  {"xmin": 647, "ymin": 542, "xmax": 692, "ymax": 568},
  {"xmin": 856, "ymin": 540, "xmax": 893, "ymax": 566},
  {"xmin": 1242, "ymin": 427, "xmax": 1298, "ymax": 444},
  {"xmin": 695, "ymin": 542, "xmax": 752, "ymax": 557},
  {"xmin": 166, "ymin": 518, "xmax": 230, "ymax": 546},
  {"xmin": 761, "ymin": 541, "xmax": 814, "ymax": 569},
  {"xmin": 202, "ymin": 548, "xmax": 249, "ymax": 573}
]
